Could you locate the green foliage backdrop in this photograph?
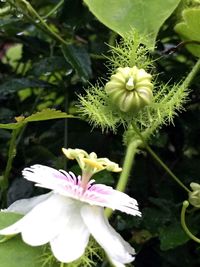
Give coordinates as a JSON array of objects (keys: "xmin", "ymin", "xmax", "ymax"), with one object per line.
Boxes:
[{"xmin": 0, "ymin": 0, "xmax": 200, "ymax": 267}]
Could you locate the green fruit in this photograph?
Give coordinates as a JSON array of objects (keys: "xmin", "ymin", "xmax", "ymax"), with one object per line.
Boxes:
[{"xmin": 105, "ymin": 66, "xmax": 153, "ymax": 112}]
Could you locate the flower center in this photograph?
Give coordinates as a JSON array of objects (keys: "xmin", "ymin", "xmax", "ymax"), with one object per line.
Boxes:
[{"xmin": 125, "ymin": 77, "xmax": 135, "ymax": 90}]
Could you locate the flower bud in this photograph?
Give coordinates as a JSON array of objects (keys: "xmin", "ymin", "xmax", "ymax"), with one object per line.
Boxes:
[
  {"xmin": 105, "ymin": 66, "xmax": 153, "ymax": 112},
  {"xmin": 189, "ymin": 182, "xmax": 200, "ymax": 208}
]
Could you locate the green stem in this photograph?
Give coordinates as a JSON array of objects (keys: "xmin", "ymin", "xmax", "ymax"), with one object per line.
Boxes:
[
  {"xmin": 60, "ymin": 263, "xmax": 65, "ymax": 267},
  {"xmin": 181, "ymin": 200, "xmax": 200, "ymax": 243},
  {"xmin": 182, "ymin": 57, "xmax": 200, "ymax": 88},
  {"xmin": 116, "ymin": 140, "xmax": 141, "ymax": 192},
  {"xmin": 106, "ymin": 139, "xmax": 141, "ymax": 217},
  {"xmin": 17, "ymin": 0, "xmax": 69, "ymax": 46},
  {"xmin": 131, "ymin": 123, "xmax": 191, "ymax": 193},
  {"xmin": 2, "ymin": 128, "xmax": 21, "ymax": 191},
  {"xmin": 43, "ymin": 0, "xmax": 64, "ymax": 19},
  {"xmin": 63, "ymin": 89, "xmax": 69, "ymax": 170}
]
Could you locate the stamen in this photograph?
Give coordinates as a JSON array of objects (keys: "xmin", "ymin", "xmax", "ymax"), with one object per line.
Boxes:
[{"xmin": 82, "ymin": 158, "xmax": 104, "ymax": 170}]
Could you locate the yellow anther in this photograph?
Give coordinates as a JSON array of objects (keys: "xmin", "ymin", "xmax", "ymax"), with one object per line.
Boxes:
[{"xmin": 82, "ymin": 158, "xmax": 104, "ymax": 170}]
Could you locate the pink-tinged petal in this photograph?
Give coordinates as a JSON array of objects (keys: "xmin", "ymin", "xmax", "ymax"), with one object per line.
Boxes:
[
  {"xmin": 81, "ymin": 205, "xmax": 135, "ymax": 265},
  {"xmin": 22, "ymin": 165, "xmax": 81, "ymax": 191},
  {"xmin": 4, "ymin": 192, "xmax": 52, "ymax": 215},
  {"xmin": 80, "ymin": 184, "xmax": 141, "ymax": 216},
  {"xmin": 22, "ymin": 165, "xmax": 141, "ymax": 217},
  {"xmin": 50, "ymin": 206, "xmax": 90, "ymax": 263}
]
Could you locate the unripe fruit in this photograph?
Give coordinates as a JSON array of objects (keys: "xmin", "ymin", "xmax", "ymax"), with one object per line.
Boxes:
[{"xmin": 105, "ymin": 66, "xmax": 153, "ymax": 112}]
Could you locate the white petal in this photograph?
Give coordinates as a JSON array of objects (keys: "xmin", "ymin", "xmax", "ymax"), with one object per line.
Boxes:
[
  {"xmin": 81, "ymin": 184, "xmax": 141, "ymax": 217},
  {"xmin": 20, "ymin": 194, "xmax": 76, "ymax": 246},
  {"xmin": 4, "ymin": 192, "xmax": 52, "ymax": 215},
  {"xmin": 22, "ymin": 165, "xmax": 77, "ymax": 191},
  {"xmin": 0, "ymin": 193, "xmax": 77, "ymax": 247},
  {"xmin": 81, "ymin": 205, "xmax": 135, "ymax": 265},
  {"xmin": 109, "ymin": 259, "xmax": 126, "ymax": 267},
  {"xmin": 50, "ymin": 205, "xmax": 90, "ymax": 263}
]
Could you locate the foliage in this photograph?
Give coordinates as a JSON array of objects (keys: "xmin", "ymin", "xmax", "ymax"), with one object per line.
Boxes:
[
  {"xmin": 0, "ymin": 0, "xmax": 200, "ymax": 267},
  {"xmin": 174, "ymin": 8, "xmax": 200, "ymax": 57},
  {"xmin": 84, "ymin": 0, "xmax": 181, "ymax": 47}
]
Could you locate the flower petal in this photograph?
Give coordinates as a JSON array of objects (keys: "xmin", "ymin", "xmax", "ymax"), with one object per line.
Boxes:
[
  {"xmin": 0, "ymin": 193, "xmax": 77, "ymax": 247},
  {"xmin": 21, "ymin": 194, "xmax": 77, "ymax": 246},
  {"xmin": 80, "ymin": 184, "xmax": 141, "ymax": 216},
  {"xmin": 22, "ymin": 165, "xmax": 79, "ymax": 191},
  {"xmin": 50, "ymin": 205, "xmax": 90, "ymax": 263},
  {"xmin": 81, "ymin": 205, "xmax": 135, "ymax": 265},
  {"xmin": 4, "ymin": 192, "xmax": 52, "ymax": 215},
  {"xmin": 0, "ymin": 193, "xmax": 53, "ymax": 236}
]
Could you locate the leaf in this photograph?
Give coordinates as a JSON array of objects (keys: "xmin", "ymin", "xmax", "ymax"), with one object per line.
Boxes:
[
  {"xmin": 0, "ymin": 18, "xmax": 20, "ymax": 27},
  {"xmin": 0, "ymin": 212, "xmax": 23, "ymax": 229},
  {"xmin": 24, "ymin": 109, "xmax": 74, "ymax": 122},
  {"xmin": 0, "ymin": 122, "xmax": 23, "ymax": 130},
  {"xmin": 0, "ymin": 78, "xmax": 53, "ymax": 96},
  {"xmin": 61, "ymin": 44, "xmax": 92, "ymax": 81},
  {"xmin": 83, "ymin": 0, "xmax": 181, "ymax": 47},
  {"xmin": 0, "ymin": 109, "xmax": 73, "ymax": 130},
  {"xmin": 0, "ymin": 212, "xmax": 58, "ymax": 267},
  {"xmin": 159, "ymin": 221, "xmax": 189, "ymax": 250},
  {"xmin": 29, "ymin": 56, "xmax": 71, "ymax": 76},
  {"xmin": 174, "ymin": 8, "xmax": 200, "ymax": 57}
]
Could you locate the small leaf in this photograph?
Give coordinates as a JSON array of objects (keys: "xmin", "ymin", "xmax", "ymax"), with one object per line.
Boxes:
[
  {"xmin": 84, "ymin": 0, "xmax": 181, "ymax": 47},
  {"xmin": 174, "ymin": 8, "xmax": 200, "ymax": 57},
  {"xmin": 29, "ymin": 56, "xmax": 71, "ymax": 76},
  {"xmin": 61, "ymin": 44, "xmax": 92, "ymax": 81},
  {"xmin": 0, "ymin": 78, "xmax": 54, "ymax": 96},
  {"xmin": 0, "ymin": 212, "xmax": 48, "ymax": 267},
  {"xmin": 0, "ymin": 109, "xmax": 73, "ymax": 130},
  {"xmin": 0, "ymin": 212, "xmax": 23, "ymax": 229},
  {"xmin": 0, "ymin": 122, "xmax": 24, "ymax": 130},
  {"xmin": 159, "ymin": 221, "xmax": 189, "ymax": 250},
  {"xmin": 24, "ymin": 109, "xmax": 74, "ymax": 122}
]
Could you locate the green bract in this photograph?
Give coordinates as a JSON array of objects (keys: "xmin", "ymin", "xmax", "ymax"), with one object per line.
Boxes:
[{"xmin": 105, "ymin": 66, "xmax": 153, "ymax": 113}]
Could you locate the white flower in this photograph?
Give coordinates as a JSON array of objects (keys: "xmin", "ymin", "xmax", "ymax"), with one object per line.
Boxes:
[{"xmin": 0, "ymin": 165, "xmax": 141, "ymax": 266}]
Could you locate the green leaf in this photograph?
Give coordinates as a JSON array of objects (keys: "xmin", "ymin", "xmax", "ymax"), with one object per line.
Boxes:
[
  {"xmin": 0, "ymin": 109, "xmax": 73, "ymax": 130},
  {"xmin": 29, "ymin": 56, "xmax": 71, "ymax": 76},
  {"xmin": 24, "ymin": 109, "xmax": 74, "ymax": 122},
  {"xmin": 0, "ymin": 212, "xmax": 23, "ymax": 229},
  {"xmin": 61, "ymin": 44, "xmax": 92, "ymax": 81},
  {"xmin": 0, "ymin": 78, "xmax": 53, "ymax": 96},
  {"xmin": 84, "ymin": 0, "xmax": 181, "ymax": 47},
  {"xmin": 174, "ymin": 8, "xmax": 200, "ymax": 57},
  {"xmin": 159, "ymin": 221, "xmax": 189, "ymax": 250},
  {"xmin": 0, "ymin": 122, "xmax": 23, "ymax": 130},
  {"xmin": 0, "ymin": 212, "xmax": 44, "ymax": 267}
]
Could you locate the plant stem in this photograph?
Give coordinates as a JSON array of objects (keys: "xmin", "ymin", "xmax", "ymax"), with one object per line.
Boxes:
[
  {"xmin": 116, "ymin": 140, "xmax": 141, "ymax": 192},
  {"xmin": 182, "ymin": 57, "xmax": 200, "ymax": 88},
  {"xmin": 106, "ymin": 139, "xmax": 141, "ymax": 217},
  {"xmin": 131, "ymin": 123, "xmax": 191, "ymax": 193},
  {"xmin": 43, "ymin": 0, "xmax": 64, "ymax": 19},
  {"xmin": 18, "ymin": 0, "xmax": 69, "ymax": 46},
  {"xmin": 181, "ymin": 200, "xmax": 200, "ymax": 243},
  {"xmin": 2, "ymin": 128, "xmax": 20, "ymax": 191},
  {"xmin": 60, "ymin": 262, "xmax": 65, "ymax": 267}
]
